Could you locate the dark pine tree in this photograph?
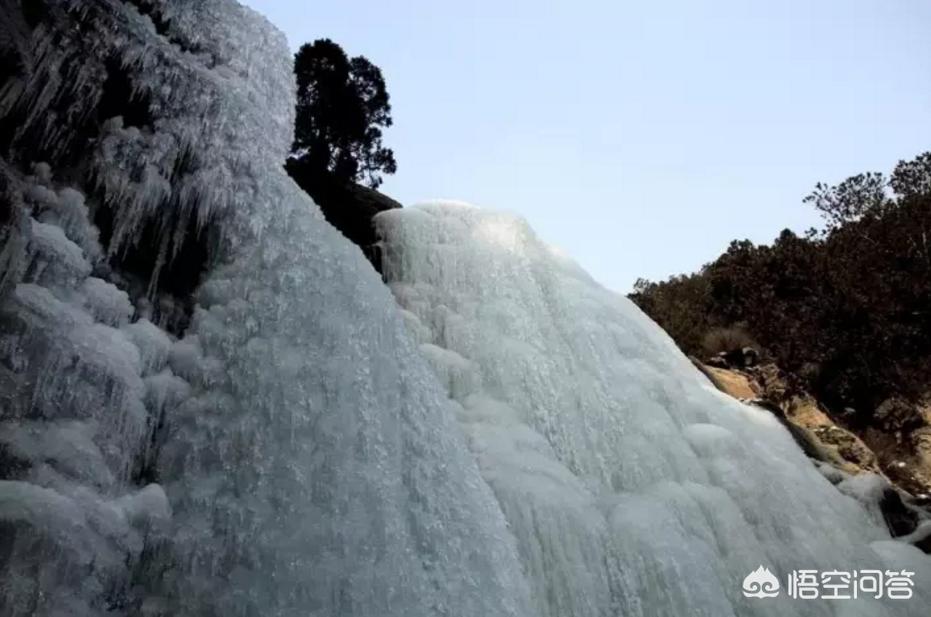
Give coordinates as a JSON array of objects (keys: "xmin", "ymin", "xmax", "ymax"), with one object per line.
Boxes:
[{"xmin": 288, "ymin": 38, "xmax": 396, "ymax": 189}]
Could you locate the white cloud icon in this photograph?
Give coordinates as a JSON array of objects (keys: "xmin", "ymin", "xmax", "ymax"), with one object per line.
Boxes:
[{"xmin": 742, "ymin": 566, "xmax": 781, "ymax": 598}]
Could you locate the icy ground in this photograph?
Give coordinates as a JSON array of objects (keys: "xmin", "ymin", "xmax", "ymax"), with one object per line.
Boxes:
[{"xmin": 0, "ymin": 1, "xmax": 927, "ymax": 616}]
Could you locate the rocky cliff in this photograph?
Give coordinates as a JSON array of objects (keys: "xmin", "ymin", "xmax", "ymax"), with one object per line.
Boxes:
[{"xmin": 694, "ymin": 352, "xmax": 931, "ymax": 552}]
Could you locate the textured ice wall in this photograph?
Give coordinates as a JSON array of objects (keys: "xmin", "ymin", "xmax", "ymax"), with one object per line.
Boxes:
[
  {"xmin": 4, "ymin": 2, "xmax": 928, "ymax": 616},
  {"xmin": 376, "ymin": 202, "xmax": 931, "ymax": 617},
  {"xmin": 0, "ymin": 163, "xmax": 173, "ymax": 615},
  {"xmin": 2, "ymin": 1, "xmax": 533, "ymax": 616}
]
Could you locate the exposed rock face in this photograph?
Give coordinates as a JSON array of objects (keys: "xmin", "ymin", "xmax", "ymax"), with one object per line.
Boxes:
[
  {"xmin": 696, "ymin": 357, "xmax": 931, "ymax": 549},
  {"xmin": 694, "ymin": 358, "xmax": 879, "ymax": 473},
  {"xmin": 914, "ymin": 428, "xmax": 931, "ymax": 488},
  {"xmin": 875, "ymin": 397, "xmax": 928, "ymax": 434},
  {"xmin": 285, "ymin": 162, "xmax": 402, "ymax": 274},
  {"xmin": 813, "ymin": 422, "xmax": 881, "ymax": 473},
  {"xmin": 694, "ymin": 362, "xmax": 758, "ymax": 399}
]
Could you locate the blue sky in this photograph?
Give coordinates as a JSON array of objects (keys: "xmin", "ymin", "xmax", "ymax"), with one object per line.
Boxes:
[{"xmin": 242, "ymin": 0, "xmax": 931, "ymax": 292}]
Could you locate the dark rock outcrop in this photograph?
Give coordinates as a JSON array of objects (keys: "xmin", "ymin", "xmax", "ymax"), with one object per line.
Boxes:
[
  {"xmin": 285, "ymin": 160, "xmax": 401, "ymax": 274},
  {"xmin": 879, "ymin": 487, "xmax": 921, "ymax": 538}
]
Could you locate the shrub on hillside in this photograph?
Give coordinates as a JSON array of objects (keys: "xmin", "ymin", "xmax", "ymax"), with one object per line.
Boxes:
[
  {"xmin": 701, "ymin": 326, "xmax": 759, "ymax": 358},
  {"xmin": 631, "ymin": 151, "xmax": 931, "ymax": 426}
]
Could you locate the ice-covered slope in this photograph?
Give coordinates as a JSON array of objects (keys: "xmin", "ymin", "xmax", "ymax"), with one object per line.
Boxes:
[
  {"xmin": 376, "ymin": 203, "xmax": 931, "ymax": 617},
  {"xmin": 1, "ymin": 2, "xmax": 530, "ymax": 616},
  {"xmin": 1, "ymin": 1, "xmax": 928, "ymax": 616}
]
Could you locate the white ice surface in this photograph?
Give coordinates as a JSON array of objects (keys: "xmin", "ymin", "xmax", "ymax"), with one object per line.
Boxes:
[
  {"xmin": 376, "ymin": 202, "xmax": 931, "ymax": 617},
  {"xmin": 2, "ymin": 1, "xmax": 929, "ymax": 616}
]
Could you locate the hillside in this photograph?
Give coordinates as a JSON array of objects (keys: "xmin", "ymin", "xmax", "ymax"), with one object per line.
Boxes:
[{"xmin": 632, "ymin": 154, "xmax": 931, "ymax": 513}]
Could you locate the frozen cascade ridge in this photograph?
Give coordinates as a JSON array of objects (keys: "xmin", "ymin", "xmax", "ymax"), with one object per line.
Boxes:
[{"xmin": 0, "ymin": 1, "xmax": 926, "ymax": 616}]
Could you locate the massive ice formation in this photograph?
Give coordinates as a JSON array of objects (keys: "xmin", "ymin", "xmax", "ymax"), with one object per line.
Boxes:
[
  {"xmin": 1, "ymin": 1, "xmax": 529, "ymax": 616},
  {"xmin": 0, "ymin": 160, "xmax": 171, "ymax": 615},
  {"xmin": 376, "ymin": 203, "xmax": 931, "ymax": 616},
  {"xmin": 0, "ymin": 1, "xmax": 928, "ymax": 617}
]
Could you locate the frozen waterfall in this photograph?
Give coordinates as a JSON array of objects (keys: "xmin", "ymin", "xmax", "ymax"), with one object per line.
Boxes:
[
  {"xmin": 0, "ymin": 1, "xmax": 927, "ymax": 617},
  {"xmin": 375, "ymin": 202, "xmax": 931, "ymax": 617},
  {"xmin": 2, "ymin": 1, "xmax": 530, "ymax": 615}
]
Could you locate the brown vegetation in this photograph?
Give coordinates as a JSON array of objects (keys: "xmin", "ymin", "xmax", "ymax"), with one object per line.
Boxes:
[{"xmin": 631, "ymin": 152, "xmax": 931, "ymax": 429}]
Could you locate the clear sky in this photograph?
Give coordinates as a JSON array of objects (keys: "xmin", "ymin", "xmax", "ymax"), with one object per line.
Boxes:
[{"xmin": 241, "ymin": 0, "xmax": 931, "ymax": 292}]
